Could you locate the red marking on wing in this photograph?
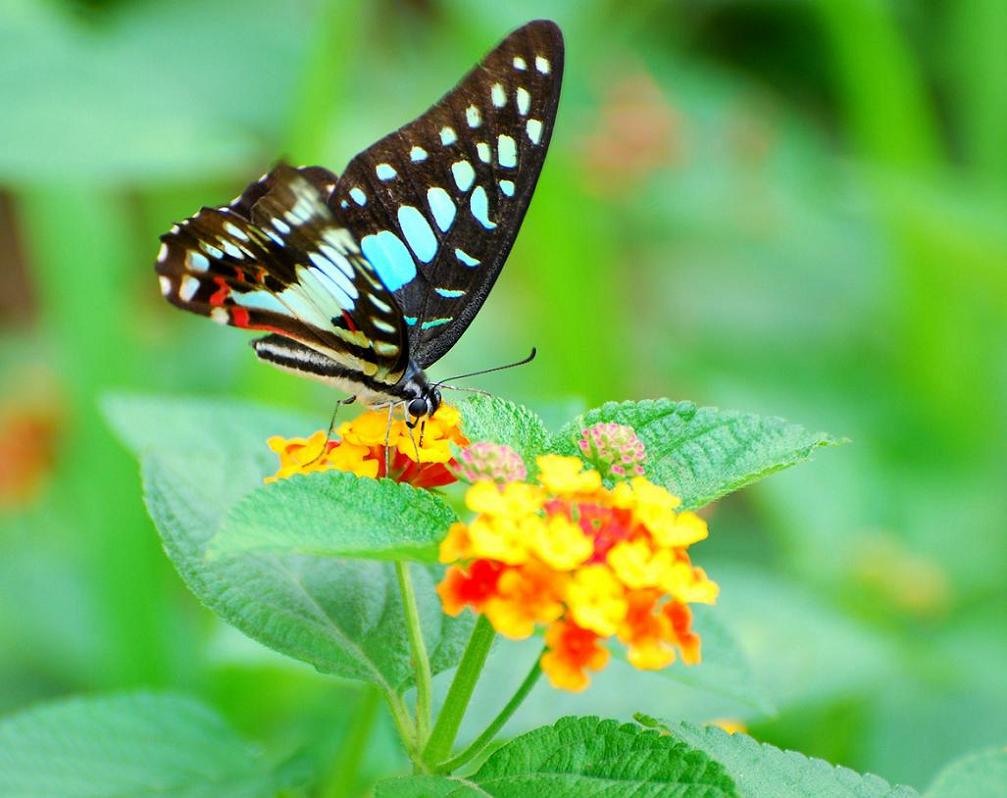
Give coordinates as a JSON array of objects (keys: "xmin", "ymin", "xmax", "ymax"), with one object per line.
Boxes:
[
  {"xmin": 209, "ymin": 277, "xmax": 230, "ymax": 307},
  {"xmin": 231, "ymin": 307, "xmax": 250, "ymax": 328},
  {"xmin": 341, "ymin": 311, "xmax": 359, "ymax": 332}
]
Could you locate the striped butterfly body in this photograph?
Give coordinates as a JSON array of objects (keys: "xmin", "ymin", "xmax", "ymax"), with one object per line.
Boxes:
[{"xmin": 155, "ymin": 20, "xmax": 563, "ymax": 420}]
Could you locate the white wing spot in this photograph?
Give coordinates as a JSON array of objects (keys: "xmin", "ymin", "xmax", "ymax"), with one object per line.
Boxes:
[
  {"xmin": 466, "ymin": 105, "xmax": 482, "ymax": 128},
  {"xmin": 451, "ymin": 160, "xmax": 475, "ymax": 192},
  {"xmin": 223, "ymin": 222, "xmax": 249, "ymax": 241},
  {"xmin": 427, "ymin": 187, "xmax": 456, "ymax": 232},
  {"xmin": 454, "ymin": 248, "xmax": 480, "ymax": 267},
  {"xmin": 440, "ymin": 126, "xmax": 457, "ymax": 145},
  {"xmin": 497, "ymin": 134, "xmax": 517, "ymax": 168},
  {"xmin": 410, "ymin": 146, "xmax": 428, "ymax": 162},
  {"xmin": 491, "ymin": 82, "xmax": 506, "ymax": 108},
  {"xmin": 350, "ymin": 187, "xmax": 367, "ymax": 206},
  {"xmin": 210, "ymin": 307, "xmax": 229, "ymax": 325},
  {"xmin": 179, "ymin": 274, "xmax": 200, "ymax": 302},
  {"xmin": 156, "ymin": 243, "xmax": 169, "ymax": 263},
  {"xmin": 513, "ymin": 56, "xmax": 527, "ymax": 70},
  {"xmin": 376, "ymin": 163, "xmax": 397, "ymax": 180},
  {"xmin": 201, "ymin": 241, "xmax": 224, "ymax": 259},
  {"xmin": 477, "ymin": 142, "xmax": 491, "ymax": 163},
  {"xmin": 526, "ymin": 118, "xmax": 543, "ymax": 145},
  {"xmin": 499, "ymin": 179, "xmax": 515, "ymax": 197},
  {"xmin": 158, "ymin": 275, "xmax": 171, "ymax": 295},
  {"xmin": 535, "ymin": 55, "xmax": 550, "ymax": 74},
  {"xmin": 272, "ymin": 218, "xmax": 291, "ymax": 234},
  {"xmin": 186, "ymin": 250, "xmax": 210, "ymax": 272},
  {"xmin": 340, "ymin": 200, "xmax": 349, "ymax": 208},
  {"xmin": 516, "ymin": 87, "xmax": 530, "ymax": 116},
  {"xmin": 220, "ymin": 240, "xmax": 244, "ymax": 259}
]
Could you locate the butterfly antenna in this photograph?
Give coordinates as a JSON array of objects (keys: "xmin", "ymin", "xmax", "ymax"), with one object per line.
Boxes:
[
  {"xmin": 434, "ymin": 348, "xmax": 537, "ymax": 388},
  {"xmin": 439, "ymin": 384, "xmax": 493, "ymax": 396}
]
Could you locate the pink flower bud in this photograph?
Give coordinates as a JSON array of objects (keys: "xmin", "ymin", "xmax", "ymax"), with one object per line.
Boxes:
[
  {"xmin": 453, "ymin": 442, "xmax": 527, "ymax": 484},
  {"xmin": 578, "ymin": 422, "xmax": 646, "ymax": 479}
]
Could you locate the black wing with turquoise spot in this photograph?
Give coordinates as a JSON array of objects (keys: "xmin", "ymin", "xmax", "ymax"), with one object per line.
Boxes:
[{"xmin": 332, "ymin": 19, "xmax": 564, "ymax": 368}]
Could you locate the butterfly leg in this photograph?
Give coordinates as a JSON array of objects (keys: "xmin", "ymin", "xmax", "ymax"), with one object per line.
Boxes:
[
  {"xmin": 403, "ymin": 415, "xmax": 421, "ymax": 463},
  {"xmin": 384, "ymin": 404, "xmax": 395, "ymax": 477}
]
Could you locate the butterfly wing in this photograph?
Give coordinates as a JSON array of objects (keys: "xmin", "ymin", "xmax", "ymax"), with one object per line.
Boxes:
[
  {"xmin": 332, "ymin": 19, "xmax": 564, "ymax": 368},
  {"xmin": 155, "ymin": 164, "xmax": 410, "ymax": 386}
]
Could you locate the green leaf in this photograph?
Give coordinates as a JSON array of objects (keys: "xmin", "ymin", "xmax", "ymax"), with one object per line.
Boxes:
[
  {"xmin": 648, "ymin": 720, "xmax": 919, "ymax": 798},
  {"xmin": 0, "ymin": 693, "xmax": 277, "ymax": 798},
  {"xmin": 104, "ymin": 395, "xmax": 472, "ymax": 692},
  {"xmin": 457, "ymin": 394, "xmax": 550, "ymax": 474},
  {"xmin": 551, "ymin": 399, "xmax": 841, "ymax": 509},
  {"xmin": 209, "ymin": 470, "xmax": 456, "ymax": 563},
  {"xmin": 376, "ymin": 716, "xmax": 739, "ymax": 797},
  {"xmin": 924, "ymin": 747, "xmax": 1007, "ymax": 798}
]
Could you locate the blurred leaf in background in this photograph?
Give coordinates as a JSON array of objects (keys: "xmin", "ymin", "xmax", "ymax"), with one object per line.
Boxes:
[{"xmin": 1, "ymin": 0, "xmax": 1005, "ymax": 792}]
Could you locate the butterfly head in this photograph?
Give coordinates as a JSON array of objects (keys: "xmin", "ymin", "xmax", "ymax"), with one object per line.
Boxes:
[{"xmin": 406, "ymin": 386, "xmax": 442, "ymax": 425}]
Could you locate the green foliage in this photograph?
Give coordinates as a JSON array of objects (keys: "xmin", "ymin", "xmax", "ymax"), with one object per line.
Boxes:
[
  {"xmin": 457, "ymin": 394, "xmax": 550, "ymax": 475},
  {"xmin": 377, "ymin": 716, "xmax": 739, "ymax": 797},
  {"xmin": 646, "ymin": 719, "xmax": 919, "ymax": 798},
  {"xmin": 551, "ymin": 400, "xmax": 841, "ymax": 509},
  {"xmin": 105, "ymin": 396, "xmax": 472, "ymax": 692},
  {"xmin": 0, "ymin": 693, "xmax": 278, "ymax": 798},
  {"xmin": 923, "ymin": 748, "xmax": 1007, "ymax": 798},
  {"xmin": 211, "ymin": 471, "xmax": 456, "ymax": 563},
  {"xmin": 643, "ymin": 606, "xmax": 774, "ymax": 714}
]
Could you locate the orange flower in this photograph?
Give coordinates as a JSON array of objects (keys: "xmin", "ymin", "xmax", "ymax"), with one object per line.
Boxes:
[
  {"xmin": 265, "ymin": 404, "xmax": 468, "ymax": 488},
  {"xmin": 438, "ymin": 452, "xmax": 717, "ymax": 691},
  {"xmin": 541, "ymin": 620, "xmax": 610, "ymax": 691}
]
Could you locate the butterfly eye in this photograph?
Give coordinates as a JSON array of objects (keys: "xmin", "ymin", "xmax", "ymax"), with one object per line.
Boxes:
[{"xmin": 408, "ymin": 398, "xmax": 429, "ymax": 418}]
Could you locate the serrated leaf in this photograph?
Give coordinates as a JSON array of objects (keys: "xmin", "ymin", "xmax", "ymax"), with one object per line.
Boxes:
[
  {"xmin": 924, "ymin": 747, "xmax": 1007, "ymax": 798},
  {"xmin": 209, "ymin": 471, "xmax": 456, "ymax": 563},
  {"xmin": 659, "ymin": 721, "xmax": 919, "ymax": 798},
  {"xmin": 457, "ymin": 394, "xmax": 550, "ymax": 475},
  {"xmin": 0, "ymin": 693, "xmax": 276, "ymax": 798},
  {"xmin": 104, "ymin": 395, "xmax": 472, "ymax": 692},
  {"xmin": 376, "ymin": 716, "xmax": 739, "ymax": 797},
  {"xmin": 551, "ymin": 399, "xmax": 840, "ymax": 509}
]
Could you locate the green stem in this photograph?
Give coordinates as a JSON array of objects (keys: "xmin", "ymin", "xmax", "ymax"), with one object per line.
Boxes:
[
  {"xmin": 318, "ymin": 685, "xmax": 381, "ymax": 798},
  {"xmin": 422, "ymin": 615, "xmax": 496, "ymax": 767},
  {"xmin": 437, "ymin": 651, "xmax": 543, "ymax": 774},
  {"xmin": 395, "ymin": 561, "xmax": 433, "ymax": 750},
  {"xmin": 384, "ymin": 688, "xmax": 417, "ymax": 759}
]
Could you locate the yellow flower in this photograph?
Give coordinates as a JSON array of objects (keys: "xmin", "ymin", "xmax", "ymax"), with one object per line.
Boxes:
[
  {"xmin": 267, "ymin": 404, "xmax": 468, "ymax": 488},
  {"xmin": 467, "ymin": 516, "xmax": 531, "ymax": 565},
  {"xmin": 536, "ymin": 454, "xmax": 603, "ymax": 496},
  {"xmin": 565, "ymin": 564, "xmax": 628, "ymax": 636},
  {"xmin": 607, "ymin": 539, "xmax": 673, "ymax": 590},
  {"xmin": 529, "ymin": 514, "xmax": 594, "ymax": 571},
  {"xmin": 660, "ymin": 561, "xmax": 719, "ymax": 604},
  {"xmin": 466, "ymin": 480, "xmax": 544, "ymax": 516}
]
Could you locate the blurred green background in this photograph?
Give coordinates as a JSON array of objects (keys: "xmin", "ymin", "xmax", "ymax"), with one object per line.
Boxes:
[{"xmin": 1, "ymin": 0, "xmax": 1005, "ymax": 792}]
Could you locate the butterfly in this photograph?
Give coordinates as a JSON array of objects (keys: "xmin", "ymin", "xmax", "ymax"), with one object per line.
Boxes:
[{"xmin": 155, "ymin": 20, "xmax": 563, "ymax": 422}]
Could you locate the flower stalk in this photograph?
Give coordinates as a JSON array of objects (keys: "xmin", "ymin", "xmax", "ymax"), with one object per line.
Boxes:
[
  {"xmin": 422, "ymin": 614, "xmax": 496, "ymax": 768},
  {"xmin": 395, "ymin": 560, "xmax": 433, "ymax": 752},
  {"xmin": 437, "ymin": 649, "xmax": 543, "ymax": 774}
]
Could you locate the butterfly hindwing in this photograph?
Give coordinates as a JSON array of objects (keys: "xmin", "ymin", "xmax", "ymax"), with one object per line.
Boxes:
[
  {"xmin": 332, "ymin": 19, "xmax": 564, "ymax": 368},
  {"xmin": 155, "ymin": 165, "xmax": 409, "ymax": 385}
]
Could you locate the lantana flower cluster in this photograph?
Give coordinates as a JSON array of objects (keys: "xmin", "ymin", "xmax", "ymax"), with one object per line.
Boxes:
[
  {"xmin": 266, "ymin": 407, "xmax": 717, "ymax": 692},
  {"xmin": 266, "ymin": 405, "xmax": 468, "ymax": 488},
  {"xmin": 437, "ymin": 443, "xmax": 718, "ymax": 691}
]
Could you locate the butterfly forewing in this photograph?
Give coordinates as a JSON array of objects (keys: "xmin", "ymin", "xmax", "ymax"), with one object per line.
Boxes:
[
  {"xmin": 155, "ymin": 165, "xmax": 409, "ymax": 385},
  {"xmin": 332, "ymin": 19, "xmax": 564, "ymax": 368}
]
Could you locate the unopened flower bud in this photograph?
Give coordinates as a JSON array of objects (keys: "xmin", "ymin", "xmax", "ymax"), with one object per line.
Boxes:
[
  {"xmin": 578, "ymin": 422, "xmax": 646, "ymax": 479},
  {"xmin": 452, "ymin": 442, "xmax": 527, "ymax": 484}
]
